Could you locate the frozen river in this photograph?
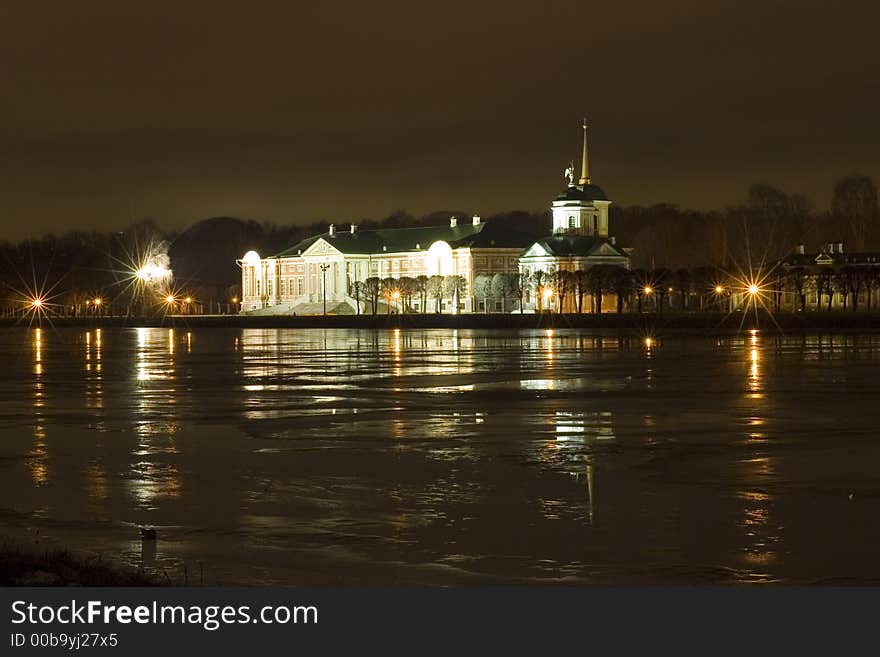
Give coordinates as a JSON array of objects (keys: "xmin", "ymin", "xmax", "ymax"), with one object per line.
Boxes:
[{"xmin": 2, "ymin": 326, "xmax": 879, "ymax": 585}]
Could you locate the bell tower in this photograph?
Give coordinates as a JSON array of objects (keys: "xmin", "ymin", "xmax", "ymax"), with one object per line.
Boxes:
[{"xmin": 551, "ymin": 119, "xmax": 611, "ymax": 236}]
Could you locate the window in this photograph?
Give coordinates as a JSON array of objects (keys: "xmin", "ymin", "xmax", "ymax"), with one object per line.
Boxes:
[{"xmin": 256, "ymin": 280, "xmax": 261, "ymax": 295}]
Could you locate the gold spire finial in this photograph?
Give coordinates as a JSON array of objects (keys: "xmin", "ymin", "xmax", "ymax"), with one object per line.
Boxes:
[{"xmin": 578, "ymin": 118, "xmax": 590, "ymax": 185}]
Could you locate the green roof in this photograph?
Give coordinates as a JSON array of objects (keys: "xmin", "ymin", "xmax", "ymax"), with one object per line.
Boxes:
[
  {"xmin": 525, "ymin": 235, "xmax": 628, "ymax": 258},
  {"xmin": 271, "ymin": 220, "xmax": 537, "ymax": 258},
  {"xmin": 554, "ymin": 183, "xmax": 608, "ymax": 203}
]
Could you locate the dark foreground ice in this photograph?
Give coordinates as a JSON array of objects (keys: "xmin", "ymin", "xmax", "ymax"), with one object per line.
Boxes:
[{"xmin": 2, "ymin": 326, "xmax": 879, "ymax": 585}]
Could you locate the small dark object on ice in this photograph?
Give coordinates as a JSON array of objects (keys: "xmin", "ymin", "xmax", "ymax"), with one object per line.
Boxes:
[{"xmin": 140, "ymin": 528, "xmax": 157, "ymax": 541}]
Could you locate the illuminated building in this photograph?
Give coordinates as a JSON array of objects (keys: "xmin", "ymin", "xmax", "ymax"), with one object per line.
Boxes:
[
  {"xmin": 237, "ymin": 217, "xmax": 532, "ymax": 314},
  {"xmin": 776, "ymin": 242, "xmax": 880, "ymax": 310},
  {"xmin": 237, "ymin": 121, "xmax": 629, "ymax": 315},
  {"xmin": 518, "ymin": 120, "xmax": 630, "ymax": 312}
]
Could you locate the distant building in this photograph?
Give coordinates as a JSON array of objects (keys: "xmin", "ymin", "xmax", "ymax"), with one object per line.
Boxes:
[
  {"xmin": 237, "ymin": 217, "xmax": 532, "ymax": 314},
  {"xmin": 776, "ymin": 242, "xmax": 880, "ymax": 310},
  {"xmin": 237, "ymin": 121, "xmax": 630, "ymax": 314},
  {"xmin": 519, "ymin": 120, "xmax": 630, "ymax": 312}
]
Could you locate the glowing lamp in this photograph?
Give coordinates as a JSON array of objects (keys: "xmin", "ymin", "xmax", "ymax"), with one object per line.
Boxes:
[
  {"xmin": 715, "ymin": 285, "xmax": 724, "ymax": 294},
  {"xmin": 94, "ymin": 298, "xmax": 102, "ymax": 306},
  {"xmin": 643, "ymin": 286, "xmax": 653, "ymax": 295},
  {"xmin": 391, "ymin": 291, "xmax": 400, "ymax": 300},
  {"xmin": 184, "ymin": 297, "xmax": 192, "ymax": 304},
  {"xmin": 748, "ymin": 285, "xmax": 759, "ymax": 295},
  {"xmin": 165, "ymin": 295, "xmax": 175, "ymax": 304},
  {"xmin": 644, "ymin": 337, "xmax": 653, "ymax": 348}
]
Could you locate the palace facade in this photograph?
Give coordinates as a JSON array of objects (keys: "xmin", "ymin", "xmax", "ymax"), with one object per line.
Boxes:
[{"xmin": 238, "ymin": 121, "xmax": 630, "ymax": 314}]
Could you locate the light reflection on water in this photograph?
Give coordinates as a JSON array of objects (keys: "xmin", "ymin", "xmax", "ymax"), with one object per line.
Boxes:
[{"xmin": 4, "ymin": 327, "xmax": 880, "ymax": 585}]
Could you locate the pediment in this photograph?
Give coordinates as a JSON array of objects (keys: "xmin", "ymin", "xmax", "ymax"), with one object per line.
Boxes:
[
  {"xmin": 302, "ymin": 238, "xmax": 344, "ymax": 258},
  {"xmin": 521, "ymin": 242, "xmax": 552, "ymax": 258},
  {"xmin": 590, "ymin": 242, "xmax": 621, "ymax": 256}
]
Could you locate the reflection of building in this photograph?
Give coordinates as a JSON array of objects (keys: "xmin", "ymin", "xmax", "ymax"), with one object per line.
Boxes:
[{"xmin": 237, "ymin": 120, "xmax": 630, "ymax": 315}]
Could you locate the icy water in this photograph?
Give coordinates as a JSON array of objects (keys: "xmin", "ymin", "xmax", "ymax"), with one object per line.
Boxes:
[{"xmin": 2, "ymin": 326, "xmax": 880, "ymax": 585}]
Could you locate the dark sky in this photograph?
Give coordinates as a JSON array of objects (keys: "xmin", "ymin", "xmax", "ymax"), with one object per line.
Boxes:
[{"xmin": 1, "ymin": 1, "xmax": 878, "ymax": 239}]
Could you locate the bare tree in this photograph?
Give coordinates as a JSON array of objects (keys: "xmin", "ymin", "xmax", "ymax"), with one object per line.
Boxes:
[{"xmin": 832, "ymin": 175, "xmax": 879, "ymax": 251}]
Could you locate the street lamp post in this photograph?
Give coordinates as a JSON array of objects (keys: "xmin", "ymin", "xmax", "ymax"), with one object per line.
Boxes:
[{"xmin": 319, "ymin": 263, "xmax": 330, "ymax": 315}]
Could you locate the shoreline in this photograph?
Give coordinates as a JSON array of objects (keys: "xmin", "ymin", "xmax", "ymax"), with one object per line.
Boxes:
[
  {"xmin": 5, "ymin": 311, "xmax": 880, "ymax": 332},
  {"xmin": 0, "ymin": 536, "xmax": 160, "ymax": 587}
]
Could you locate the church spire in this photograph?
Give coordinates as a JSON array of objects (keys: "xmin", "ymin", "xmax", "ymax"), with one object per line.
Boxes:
[{"xmin": 578, "ymin": 118, "xmax": 591, "ymax": 185}]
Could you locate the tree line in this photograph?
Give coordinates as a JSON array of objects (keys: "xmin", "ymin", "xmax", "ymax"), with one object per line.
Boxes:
[{"xmin": 0, "ymin": 176, "xmax": 877, "ymax": 314}]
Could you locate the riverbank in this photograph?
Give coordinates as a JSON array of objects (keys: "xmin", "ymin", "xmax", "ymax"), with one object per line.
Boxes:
[
  {"xmin": 6, "ymin": 311, "xmax": 880, "ymax": 331},
  {"xmin": 0, "ymin": 538, "xmax": 159, "ymax": 586}
]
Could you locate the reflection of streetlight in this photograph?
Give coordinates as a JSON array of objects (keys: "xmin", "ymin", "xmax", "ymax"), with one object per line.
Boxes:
[{"xmin": 319, "ymin": 263, "xmax": 330, "ymax": 315}]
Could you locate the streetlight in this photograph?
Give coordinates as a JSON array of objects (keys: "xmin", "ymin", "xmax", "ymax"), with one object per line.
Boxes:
[
  {"xmin": 643, "ymin": 285, "xmax": 653, "ymax": 295},
  {"xmin": 391, "ymin": 290, "xmax": 401, "ymax": 313},
  {"xmin": 714, "ymin": 285, "xmax": 724, "ymax": 294},
  {"xmin": 542, "ymin": 287, "xmax": 553, "ymax": 311},
  {"xmin": 319, "ymin": 263, "xmax": 330, "ymax": 315}
]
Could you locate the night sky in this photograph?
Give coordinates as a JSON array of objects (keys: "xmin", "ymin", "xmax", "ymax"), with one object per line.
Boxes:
[{"xmin": 1, "ymin": 1, "xmax": 878, "ymax": 239}]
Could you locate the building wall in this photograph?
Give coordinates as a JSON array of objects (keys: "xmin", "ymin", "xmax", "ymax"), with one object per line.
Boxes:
[
  {"xmin": 551, "ymin": 200, "xmax": 610, "ymax": 236},
  {"xmin": 239, "ymin": 244, "xmax": 523, "ymax": 313}
]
